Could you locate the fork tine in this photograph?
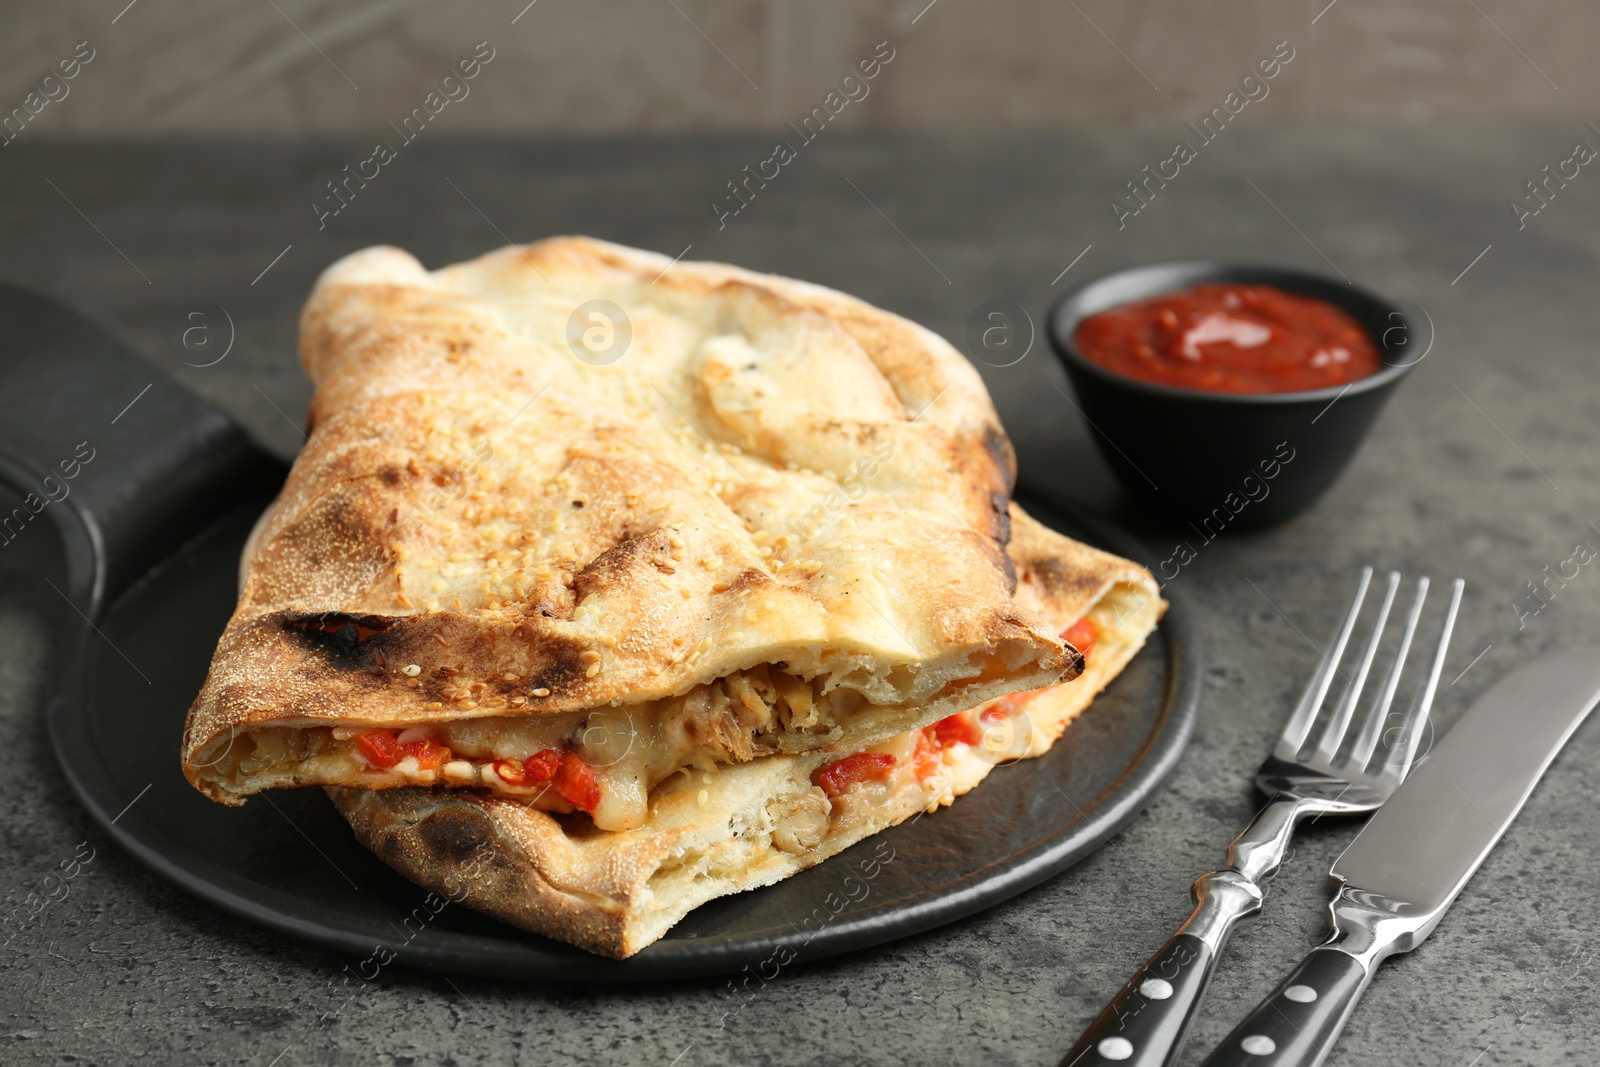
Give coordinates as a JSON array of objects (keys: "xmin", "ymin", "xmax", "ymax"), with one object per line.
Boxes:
[
  {"xmin": 1347, "ymin": 576, "xmax": 1429, "ymax": 769},
  {"xmin": 1313, "ymin": 571, "xmax": 1401, "ymax": 761},
  {"xmin": 1275, "ymin": 566, "xmax": 1373, "ymax": 760},
  {"xmin": 1389, "ymin": 577, "xmax": 1465, "ymax": 777}
]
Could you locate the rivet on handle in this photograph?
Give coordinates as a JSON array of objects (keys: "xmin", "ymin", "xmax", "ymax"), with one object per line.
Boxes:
[
  {"xmin": 1138, "ymin": 977, "xmax": 1174, "ymax": 1000},
  {"xmin": 1097, "ymin": 1036, "xmax": 1134, "ymax": 1060}
]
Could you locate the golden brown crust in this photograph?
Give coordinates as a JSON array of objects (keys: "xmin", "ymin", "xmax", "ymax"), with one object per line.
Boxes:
[
  {"xmin": 184, "ymin": 239, "xmax": 1070, "ymax": 802},
  {"xmin": 1004, "ymin": 505, "xmax": 1167, "ymax": 754},
  {"xmin": 332, "ymin": 504, "xmax": 1166, "ymax": 958},
  {"xmin": 327, "ymin": 787, "xmax": 651, "ymax": 956}
]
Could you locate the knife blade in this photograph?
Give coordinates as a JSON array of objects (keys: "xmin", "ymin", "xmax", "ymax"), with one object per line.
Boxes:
[{"xmin": 1202, "ymin": 645, "xmax": 1600, "ymax": 1067}]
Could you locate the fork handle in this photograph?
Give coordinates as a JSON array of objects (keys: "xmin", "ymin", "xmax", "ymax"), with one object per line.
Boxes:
[
  {"xmin": 1059, "ymin": 871, "xmax": 1262, "ymax": 1067},
  {"xmin": 1198, "ymin": 947, "xmax": 1372, "ymax": 1067}
]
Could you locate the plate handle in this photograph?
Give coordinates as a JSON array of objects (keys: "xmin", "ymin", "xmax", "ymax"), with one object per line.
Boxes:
[{"xmin": 0, "ymin": 285, "xmax": 282, "ymax": 616}]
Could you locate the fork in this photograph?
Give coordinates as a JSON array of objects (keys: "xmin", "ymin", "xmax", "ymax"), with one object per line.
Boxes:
[{"xmin": 1060, "ymin": 567, "xmax": 1464, "ymax": 1067}]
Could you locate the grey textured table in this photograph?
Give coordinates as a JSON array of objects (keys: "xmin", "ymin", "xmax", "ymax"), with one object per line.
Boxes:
[{"xmin": 2, "ymin": 128, "xmax": 1597, "ymax": 1066}]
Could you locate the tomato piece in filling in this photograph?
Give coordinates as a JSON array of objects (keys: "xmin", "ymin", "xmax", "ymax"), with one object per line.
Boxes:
[
  {"xmin": 980, "ymin": 696, "xmax": 1017, "ymax": 724},
  {"xmin": 402, "ymin": 737, "xmax": 452, "ymax": 772},
  {"xmin": 493, "ymin": 748, "xmax": 562, "ymax": 788},
  {"xmin": 1062, "ymin": 617, "xmax": 1097, "ymax": 660},
  {"xmin": 914, "ymin": 730, "xmax": 942, "ymax": 783},
  {"xmin": 553, "ymin": 751, "xmax": 601, "ymax": 812},
  {"xmin": 931, "ymin": 711, "xmax": 983, "ymax": 748},
  {"xmin": 355, "ymin": 730, "xmax": 402, "ymax": 770},
  {"xmin": 814, "ymin": 752, "xmax": 897, "ymax": 798}
]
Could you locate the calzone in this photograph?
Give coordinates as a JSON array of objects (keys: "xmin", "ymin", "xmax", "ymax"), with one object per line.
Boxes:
[
  {"xmin": 183, "ymin": 239, "xmax": 1072, "ymax": 831},
  {"xmin": 331, "ymin": 505, "xmax": 1165, "ymax": 957}
]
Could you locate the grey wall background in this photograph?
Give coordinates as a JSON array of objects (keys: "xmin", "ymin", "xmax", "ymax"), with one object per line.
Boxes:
[{"xmin": 2, "ymin": 0, "xmax": 1594, "ymax": 138}]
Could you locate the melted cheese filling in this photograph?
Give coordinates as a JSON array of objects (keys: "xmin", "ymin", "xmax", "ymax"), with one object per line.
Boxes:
[
  {"xmin": 217, "ymin": 664, "xmax": 870, "ymax": 831},
  {"xmin": 213, "ymin": 589, "xmax": 1147, "ymax": 834}
]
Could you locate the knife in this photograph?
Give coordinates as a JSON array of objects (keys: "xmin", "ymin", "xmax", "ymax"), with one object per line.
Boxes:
[{"xmin": 1201, "ymin": 645, "xmax": 1600, "ymax": 1067}]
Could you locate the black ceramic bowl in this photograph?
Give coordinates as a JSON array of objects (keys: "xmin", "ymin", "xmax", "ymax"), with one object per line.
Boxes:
[{"xmin": 1047, "ymin": 260, "xmax": 1420, "ymax": 529}]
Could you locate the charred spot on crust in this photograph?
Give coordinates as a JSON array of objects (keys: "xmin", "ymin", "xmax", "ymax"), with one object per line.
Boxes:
[
  {"xmin": 995, "ymin": 606, "xmax": 1084, "ymax": 680},
  {"xmin": 571, "ymin": 529, "xmax": 673, "ymax": 603},
  {"xmin": 378, "ymin": 834, "xmax": 412, "ymax": 868},
  {"xmin": 1025, "ymin": 558, "xmax": 1102, "ymax": 603},
  {"xmin": 284, "ymin": 612, "xmax": 396, "ymax": 661},
  {"xmin": 982, "ymin": 423, "xmax": 1017, "ymax": 492},
  {"xmin": 416, "ymin": 806, "xmax": 492, "ymax": 861},
  {"xmin": 943, "ymin": 430, "xmax": 1012, "ymax": 551},
  {"xmin": 991, "ymin": 492, "xmax": 1016, "ymax": 593},
  {"xmin": 276, "ymin": 494, "xmax": 387, "ymax": 577},
  {"xmin": 380, "ymin": 466, "xmax": 404, "ymax": 486},
  {"xmin": 728, "ymin": 567, "xmax": 774, "ymax": 593},
  {"xmin": 525, "ymin": 592, "xmax": 571, "ymax": 620},
  {"xmin": 960, "ymin": 527, "xmax": 1014, "ymax": 597},
  {"xmin": 275, "ymin": 609, "xmax": 598, "ymax": 704},
  {"xmin": 523, "ymin": 636, "xmax": 591, "ymax": 697}
]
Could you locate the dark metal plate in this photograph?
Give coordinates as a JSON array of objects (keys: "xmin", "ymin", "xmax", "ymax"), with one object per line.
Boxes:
[
  {"xmin": 48, "ymin": 489, "xmax": 1199, "ymax": 982},
  {"xmin": 2, "ymin": 275, "xmax": 1199, "ymax": 982}
]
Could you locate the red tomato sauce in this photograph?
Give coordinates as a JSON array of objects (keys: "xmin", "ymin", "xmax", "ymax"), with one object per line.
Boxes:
[{"xmin": 1072, "ymin": 283, "xmax": 1381, "ymax": 394}]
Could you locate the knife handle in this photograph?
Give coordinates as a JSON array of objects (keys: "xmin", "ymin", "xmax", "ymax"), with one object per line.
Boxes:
[
  {"xmin": 1198, "ymin": 947, "xmax": 1372, "ymax": 1067},
  {"xmin": 1060, "ymin": 871, "xmax": 1262, "ymax": 1067}
]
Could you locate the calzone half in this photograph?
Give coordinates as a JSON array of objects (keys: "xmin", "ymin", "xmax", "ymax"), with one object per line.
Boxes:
[
  {"xmin": 183, "ymin": 239, "xmax": 1071, "ymax": 831},
  {"xmin": 331, "ymin": 506, "xmax": 1165, "ymax": 957}
]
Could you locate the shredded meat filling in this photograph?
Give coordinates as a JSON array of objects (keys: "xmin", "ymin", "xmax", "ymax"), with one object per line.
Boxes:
[{"xmin": 660, "ymin": 664, "xmax": 856, "ymax": 764}]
